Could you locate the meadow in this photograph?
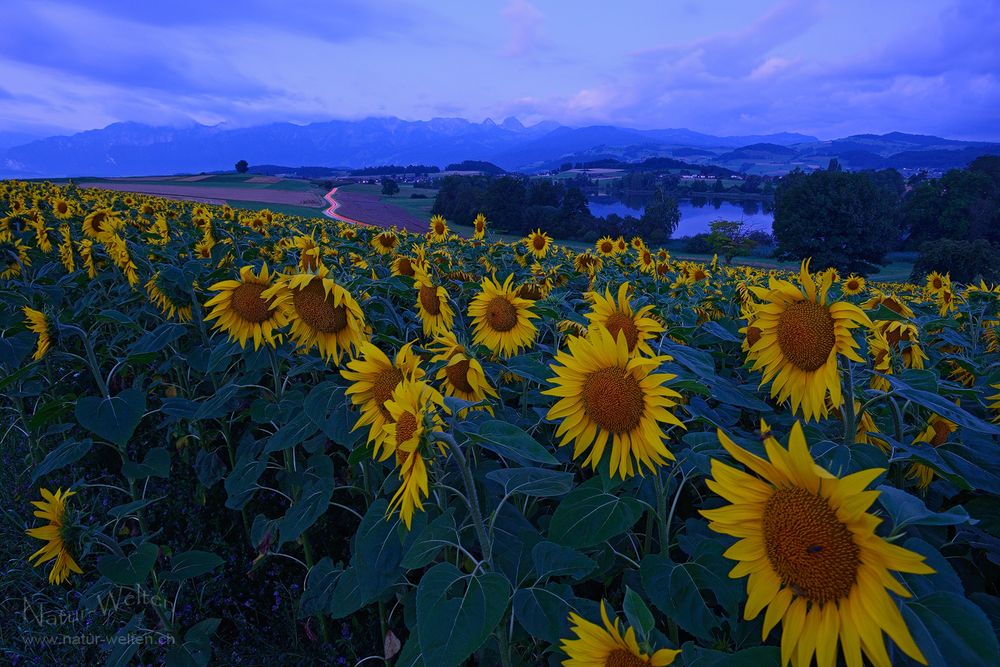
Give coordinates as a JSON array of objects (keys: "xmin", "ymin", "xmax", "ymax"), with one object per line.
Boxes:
[{"xmin": 2, "ymin": 179, "xmax": 999, "ymax": 666}]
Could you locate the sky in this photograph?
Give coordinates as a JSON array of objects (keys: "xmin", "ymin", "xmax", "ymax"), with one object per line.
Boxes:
[{"xmin": 0, "ymin": 0, "xmax": 998, "ymax": 141}]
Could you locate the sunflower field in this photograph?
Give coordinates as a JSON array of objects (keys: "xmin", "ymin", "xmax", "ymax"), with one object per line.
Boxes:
[{"xmin": 3, "ymin": 178, "xmax": 1000, "ymax": 667}]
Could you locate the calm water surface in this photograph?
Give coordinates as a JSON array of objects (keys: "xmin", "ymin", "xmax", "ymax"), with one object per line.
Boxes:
[{"xmin": 588, "ymin": 197, "xmax": 774, "ymax": 237}]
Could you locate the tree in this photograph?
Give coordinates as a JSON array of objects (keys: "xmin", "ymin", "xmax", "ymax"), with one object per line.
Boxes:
[
  {"xmin": 640, "ymin": 188, "xmax": 680, "ymax": 245},
  {"xmin": 235, "ymin": 159, "xmax": 249, "ymax": 174},
  {"xmin": 772, "ymin": 169, "xmax": 899, "ymax": 275},
  {"xmin": 712, "ymin": 178, "xmax": 725, "ymax": 193},
  {"xmin": 707, "ymin": 220, "xmax": 758, "ymax": 264},
  {"xmin": 381, "ymin": 177, "xmax": 400, "ymax": 196},
  {"xmin": 912, "ymin": 239, "xmax": 1000, "ymax": 283}
]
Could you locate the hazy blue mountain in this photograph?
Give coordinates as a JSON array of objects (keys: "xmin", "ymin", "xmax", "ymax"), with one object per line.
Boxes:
[{"xmin": 0, "ymin": 117, "xmax": 996, "ymax": 177}]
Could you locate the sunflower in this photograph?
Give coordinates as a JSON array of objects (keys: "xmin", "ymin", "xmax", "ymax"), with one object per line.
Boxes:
[
  {"xmin": 701, "ymin": 421, "xmax": 933, "ymax": 667},
  {"xmin": 585, "ymin": 283, "xmax": 664, "ymax": 357},
  {"xmin": 382, "ymin": 380, "xmax": 447, "ymax": 528},
  {"xmin": 82, "ymin": 208, "xmax": 118, "ymax": 239},
  {"xmin": 868, "ymin": 329, "xmax": 894, "ymax": 392},
  {"xmin": 630, "ymin": 236, "xmax": 646, "ymax": 252},
  {"xmin": 342, "ymin": 341, "xmax": 424, "ymax": 460},
  {"xmin": 925, "ymin": 271, "xmax": 949, "ymax": 296},
  {"xmin": 146, "ymin": 272, "xmax": 193, "ymax": 322},
  {"xmin": 1, "ymin": 238, "xmax": 31, "ymax": 279},
  {"xmin": 990, "ymin": 384, "xmax": 1000, "ymax": 422},
  {"xmin": 842, "ymin": 275, "xmax": 866, "ymax": 296},
  {"xmin": 544, "ymin": 327, "xmax": 684, "ymax": 478},
  {"xmin": 561, "ymin": 600, "xmax": 679, "ymax": 667},
  {"xmin": 204, "ymin": 263, "xmax": 287, "ymax": 350},
  {"xmin": 936, "ymin": 287, "xmax": 956, "ymax": 317},
  {"xmin": 596, "ymin": 236, "xmax": 617, "ymax": 257},
  {"xmin": 614, "ymin": 237, "xmax": 628, "ymax": 254},
  {"xmin": 293, "ymin": 234, "xmax": 321, "ymax": 272},
  {"xmin": 909, "ymin": 414, "xmax": 958, "ymax": 488},
  {"xmin": 23, "ymin": 307, "xmax": 52, "ymax": 361},
  {"xmin": 573, "ymin": 251, "xmax": 603, "ymax": 276},
  {"xmin": 414, "ymin": 270, "xmax": 455, "ymax": 337},
  {"xmin": 429, "ymin": 330, "xmax": 498, "ymax": 413},
  {"xmin": 467, "ymin": 274, "xmax": 539, "ymax": 357},
  {"xmin": 526, "ymin": 229, "xmax": 553, "ymax": 258},
  {"xmin": 26, "ymin": 488, "xmax": 82, "ymax": 585},
  {"xmin": 472, "ymin": 213, "xmax": 487, "ymax": 240},
  {"xmin": 372, "ymin": 231, "xmax": 399, "ymax": 254},
  {"xmin": 77, "ymin": 239, "xmax": 98, "ymax": 279},
  {"xmin": 429, "ymin": 214, "xmax": 449, "ymax": 242},
  {"xmin": 58, "ymin": 224, "xmax": 75, "ymax": 273},
  {"xmin": 746, "ymin": 259, "xmax": 872, "ymax": 421},
  {"xmin": 391, "ymin": 255, "xmax": 418, "ymax": 278},
  {"xmin": 634, "ymin": 246, "xmax": 656, "ymax": 274},
  {"xmin": 863, "ymin": 294, "xmax": 927, "ymax": 371},
  {"xmin": 261, "ymin": 267, "xmax": 366, "ymax": 363},
  {"xmin": 51, "ymin": 197, "xmax": 74, "ymax": 220}
]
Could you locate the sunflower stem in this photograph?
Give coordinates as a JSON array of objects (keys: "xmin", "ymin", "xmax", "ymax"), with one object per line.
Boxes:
[
  {"xmin": 653, "ymin": 471, "xmax": 670, "ymax": 553},
  {"xmin": 841, "ymin": 362, "xmax": 857, "ymax": 446},
  {"xmin": 436, "ymin": 432, "xmax": 492, "ymax": 566},
  {"xmin": 61, "ymin": 324, "xmax": 109, "ymax": 398}
]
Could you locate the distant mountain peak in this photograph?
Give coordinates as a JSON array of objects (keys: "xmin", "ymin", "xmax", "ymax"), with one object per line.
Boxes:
[{"xmin": 501, "ymin": 117, "xmax": 525, "ymax": 131}]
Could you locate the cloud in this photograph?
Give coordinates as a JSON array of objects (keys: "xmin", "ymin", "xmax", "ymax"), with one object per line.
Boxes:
[
  {"xmin": 498, "ymin": 0, "xmax": 1000, "ymax": 140},
  {"xmin": 501, "ymin": 0, "xmax": 545, "ymax": 57}
]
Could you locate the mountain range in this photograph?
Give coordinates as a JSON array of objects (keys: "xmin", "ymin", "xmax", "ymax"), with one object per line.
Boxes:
[{"xmin": 1, "ymin": 117, "xmax": 997, "ymax": 178}]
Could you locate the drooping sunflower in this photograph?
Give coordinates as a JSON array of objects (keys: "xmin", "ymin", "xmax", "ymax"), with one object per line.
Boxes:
[
  {"xmin": 561, "ymin": 601, "xmax": 679, "ymax": 667},
  {"xmin": 909, "ymin": 414, "xmax": 958, "ymax": 488},
  {"xmin": 57, "ymin": 224, "xmax": 75, "ymax": 273},
  {"xmin": 989, "ymin": 384, "xmax": 1000, "ymax": 422},
  {"xmin": 544, "ymin": 327, "xmax": 684, "ymax": 478},
  {"xmin": 429, "ymin": 330, "xmax": 498, "ymax": 413},
  {"xmin": 863, "ymin": 293, "xmax": 928, "ymax": 371},
  {"xmin": 467, "ymin": 274, "xmax": 539, "ymax": 357},
  {"xmin": 382, "ymin": 380, "xmax": 446, "ymax": 529},
  {"xmin": 77, "ymin": 239, "xmax": 98, "ymax": 279},
  {"xmin": 526, "ymin": 229, "xmax": 553, "ymax": 258},
  {"xmin": 702, "ymin": 421, "xmax": 934, "ymax": 667},
  {"xmin": 573, "ymin": 251, "xmax": 603, "ymax": 276},
  {"xmin": 23, "ymin": 306, "xmax": 52, "ymax": 361},
  {"xmin": 342, "ymin": 341, "xmax": 424, "ymax": 460},
  {"xmin": 868, "ymin": 329, "xmax": 894, "ymax": 392},
  {"xmin": 204, "ymin": 263, "xmax": 287, "ymax": 350},
  {"xmin": 472, "ymin": 213, "xmax": 487, "ymax": 240},
  {"xmin": 26, "ymin": 488, "xmax": 82, "ymax": 585},
  {"xmin": 1, "ymin": 238, "xmax": 31, "ymax": 279},
  {"xmin": 634, "ymin": 246, "xmax": 656, "ymax": 275},
  {"xmin": 146, "ymin": 271, "xmax": 193, "ymax": 322},
  {"xmin": 414, "ymin": 270, "xmax": 455, "ymax": 337},
  {"xmin": 428, "ymin": 214, "xmax": 449, "ymax": 242},
  {"xmin": 261, "ymin": 267, "xmax": 366, "ymax": 363},
  {"xmin": 842, "ymin": 275, "xmax": 866, "ymax": 296},
  {"xmin": 82, "ymin": 208, "xmax": 118, "ymax": 239},
  {"xmin": 585, "ymin": 283, "xmax": 664, "ymax": 357},
  {"xmin": 746, "ymin": 259, "xmax": 872, "ymax": 421},
  {"xmin": 372, "ymin": 231, "xmax": 399, "ymax": 255}
]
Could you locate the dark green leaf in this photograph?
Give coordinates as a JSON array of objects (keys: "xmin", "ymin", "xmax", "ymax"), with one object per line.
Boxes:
[
  {"xmin": 121, "ymin": 447, "xmax": 170, "ymax": 480},
  {"xmin": 876, "ymin": 485, "xmax": 972, "ymax": 531},
  {"xmin": 32, "ymin": 439, "xmax": 92, "ymax": 483},
  {"xmin": 531, "ymin": 541, "xmax": 597, "ymax": 581},
  {"xmin": 75, "ymin": 388, "xmax": 146, "ymax": 447},
  {"xmin": 623, "ymin": 586, "xmax": 655, "ymax": 640},
  {"xmin": 549, "ymin": 478, "xmax": 643, "ymax": 548},
  {"xmin": 98, "ymin": 543, "xmax": 159, "ymax": 586},
  {"xmin": 469, "ymin": 420, "xmax": 558, "ymax": 465},
  {"xmin": 162, "ymin": 550, "xmax": 223, "ymax": 582},
  {"xmin": 416, "ymin": 563, "xmax": 510, "ymax": 667},
  {"xmin": 485, "ymin": 467, "xmax": 574, "ymax": 497}
]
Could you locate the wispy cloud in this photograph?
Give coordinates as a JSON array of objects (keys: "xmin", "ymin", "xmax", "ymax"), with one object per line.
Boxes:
[{"xmin": 501, "ymin": 0, "xmax": 545, "ymax": 57}]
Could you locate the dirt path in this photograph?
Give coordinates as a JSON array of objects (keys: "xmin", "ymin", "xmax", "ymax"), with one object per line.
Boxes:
[{"xmin": 322, "ymin": 187, "xmax": 427, "ymax": 232}]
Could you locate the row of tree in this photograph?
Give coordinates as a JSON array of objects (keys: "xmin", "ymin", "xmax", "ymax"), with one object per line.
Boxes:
[
  {"xmin": 773, "ymin": 156, "xmax": 1000, "ymax": 279},
  {"xmin": 431, "ymin": 176, "xmax": 682, "ymax": 244}
]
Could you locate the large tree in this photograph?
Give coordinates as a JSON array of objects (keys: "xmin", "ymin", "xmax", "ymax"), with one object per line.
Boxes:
[
  {"xmin": 640, "ymin": 188, "xmax": 680, "ymax": 245},
  {"xmin": 772, "ymin": 169, "xmax": 899, "ymax": 275},
  {"xmin": 235, "ymin": 159, "xmax": 249, "ymax": 174}
]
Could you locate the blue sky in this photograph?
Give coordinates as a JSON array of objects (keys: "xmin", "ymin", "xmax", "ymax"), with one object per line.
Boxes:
[{"xmin": 0, "ymin": 0, "xmax": 997, "ymax": 140}]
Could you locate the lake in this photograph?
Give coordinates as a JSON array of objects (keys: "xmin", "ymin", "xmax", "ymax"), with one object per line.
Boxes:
[{"xmin": 588, "ymin": 196, "xmax": 774, "ymax": 237}]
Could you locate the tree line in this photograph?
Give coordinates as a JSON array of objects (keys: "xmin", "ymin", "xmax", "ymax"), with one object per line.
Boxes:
[
  {"xmin": 431, "ymin": 175, "xmax": 681, "ymax": 245},
  {"xmin": 773, "ymin": 156, "xmax": 1000, "ymax": 280}
]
